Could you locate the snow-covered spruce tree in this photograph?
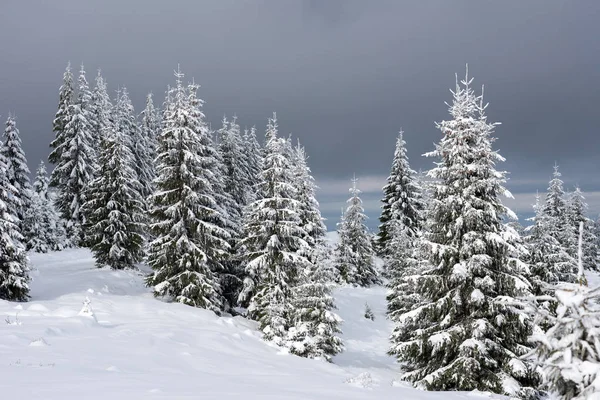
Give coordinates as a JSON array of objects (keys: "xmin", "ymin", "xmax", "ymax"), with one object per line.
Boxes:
[
  {"xmin": 49, "ymin": 62, "xmax": 74, "ymax": 167},
  {"xmin": 50, "ymin": 64, "xmax": 96, "ymax": 246},
  {"xmin": 146, "ymin": 69, "xmax": 229, "ymax": 313},
  {"xmin": 23, "ymin": 161, "xmax": 65, "ymax": 252},
  {"xmin": 139, "ymin": 92, "xmax": 160, "ymax": 195},
  {"xmin": 291, "ymin": 141, "xmax": 327, "ymax": 256},
  {"xmin": 83, "ymin": 119, "xmax": 146, "ymax": 270},
  {"xmin": 390, "ymin": 71, "xmax": 537, "ymax": 396},
  {"xmin": 377, "ymin": 130, "xmax": 424, "ymax": 257},
  {"xmin": 89, "ymin": 70, "xmax": 111, "ymax": 163},
  {"xmin": 527, "ymin": 193, "xmax": 578, "ymax": 294},
  {"xmin": 543, "ymin": 165, "xmax": 576, "ymax": 256},
  {"xmin": 334, "ymin": 177, "xmax": 379, "ymax": 286},
  {"xmin": 0, "ymin": 149, "xmax": 29, "ymax": 301},
  {"xmin": 1, "ymin": 115, "xmax": 32, "ymax": 229},
  {"xmin": 529, "ymin": 222, "xmax": 600, "ymax": 400},
  {"xmin": 239, "ymin": 115, "xmax": 309, "ymax": 344},
  {"xmin": 286, "ymin": 260, "xmax": 344, "ymax": 361},
  {"xmin": 243, "ymin": 126, "xmax": 263, "ymax": 204},
  {"xmin": 567, "ymin": 187, "xmax": 599, "ymax": 272}
]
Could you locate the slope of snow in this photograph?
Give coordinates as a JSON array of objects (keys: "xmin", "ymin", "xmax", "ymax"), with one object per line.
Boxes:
[{"xmin": 0, "ymin": 248, "xmax": 504, "ymax": 399}]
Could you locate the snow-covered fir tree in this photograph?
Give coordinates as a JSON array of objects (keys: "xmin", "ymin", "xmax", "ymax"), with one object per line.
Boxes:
[
  {"xmin": 286, "ymin": 260, "xmax": 344, "ymax": 362},
  {"xmin": 50, "ymin": 64, "xmax": 96, "ymax": 246},
  {"xmin": 89, "ymin": 70, "xmax": 112, "ymax": 166},
  {"xmin": 219, "ymin": 116, "xmax": 251, "ymax": 207},
  {"xmin": 83, "ymin": 119, "xmax": 146, "ymax": 270},
  {"xmin": 146, "ymin": 69, "xmax": 229, "ymax": 313},
  {"xmin": 239, "ymin": 114, "xmax": 309, "ymax": 344},
  {"xmin": 528, "ymin": 223, "xmax": 600, "ymax": 400},
  {"xmin": 0, "ymin": 148, "xmax": 29, "ymax": 301},
  {"xmin": 543, "ymin": 165, "xmax": 576, "ymax": 255},
  {"xmin": 1, "ymin": 115, "xmax": 32, "ymax": 229},
  {"xmin": 390, "ymin": 70, "xmax": 537, "ymax": 397},
  {"xmin": 139, "ymin": 92, "xmax": 160, "ymax": 195},
  {"xmin": 23, "ymin": 161, "xmax": 66, "ymax": 252},
  {"xmin": 243, "ymin": 126, "xmax": 263, "ymax": 204},
  {"xmin": 333, "ymin": 177, "xmax": 379, "ymax": 286},
  {"xmin": 527, "ymin": 193, "xmax": 578, "ymax": 294},
  {"xmin": 291, "ymin": 141, "xmax": 327, "ymax": 256},
  {"xmin": 377, "ymin": 130, "xmax": 424, "ymax": 257},
  {"xmin": 49, "ymin": 62, "xmax": 74, "ymax": 167},
  {"xmin": 566, "ymin": 187, "xmax": 599, "ymax": 272}
]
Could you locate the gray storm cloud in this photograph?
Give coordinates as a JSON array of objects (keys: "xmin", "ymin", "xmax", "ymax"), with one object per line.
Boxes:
[{"xmin": 1, "ymin": 0, "xmax": 598, "ymax": 227}]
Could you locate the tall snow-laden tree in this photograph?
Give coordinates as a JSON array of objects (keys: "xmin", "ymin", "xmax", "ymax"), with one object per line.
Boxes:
[
  {"xmin": 528, "ymin": 193, "xmax": 578, "ymax": 294},
  {"xmin": 291, "ymin": 141, "xmax": 327, "ymax": 253},
  {"xmin": 146, "ymin": 69, "xmax": 229, "ymax": 313},
  {"xmin": 0, "ymin": 149, "xmax": 29, "ymax": 301},
  {"xmin": 83, "ymin": 119, "xmax": 146, "ymax": 270},
  {"xmin": 49, "ymin": 62, "xmax": 74, "ymax": 166},
  {"xmin": 89, "ymin": 70, "xmax": 112, "ymax": 166},
  {"xmin": 390, "ymin": 70, "xmax": 537, "ymax": 397},
  {"xmin": 286, "ymin": 260, "xmax": 344, "ymax": 361},
  {"xmin": 243, "ymin": 126, "xmax": 263, "ymax": 204},
  {"xmin": 334, "ymin": 177, "xmax": 379, "ymax": 286},
  {"xmin": 239, "ymin": 114, "xmax": 309, "ymax": 344},
  {"xmin": 566, "ymin": 187, "xmax": 599, "ymax": 272},
  {"xmin": 528, "ymin": 223, "xmax": 600, "ymax": 400},
  {"xmin": 1, "ymin": 115, "xmax": 32, "ymax": 229},
  {"xmin": 139, "ymin": 92, "xmax": 160, "ymax": 194},
  {"xmin": 377, "ymin": 130, "xmax": 424, "ymax": 256},
  {"xmin": 50, "ymin": 64, "xmax": 96, "ymax": 246},
  {"xmin": 543, "ymin": 165, "xmax": 575, "ymax": 252},
  {"xmin": 23, "ymin": 161, "xmax": 66, "ymax": 252}
]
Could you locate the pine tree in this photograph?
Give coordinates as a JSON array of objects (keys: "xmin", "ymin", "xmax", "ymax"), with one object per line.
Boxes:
[
  {"xmin": 139, "ymin": 92, "xmax": 160, "ymax": 195},
  {"xmin": 49, "ymin": 62, "xmax": 74, "ymax": 166},
  {"xmin": 243, "ymin": 126, "xmax": 263, "ymax": 204},
  {"xmin": 334, "ymin": 177, "xmax": 379, "ymax": 286},
  {"xmin": 239, "ymin": 114, "xmax": 309, "ymax": 344},
  {"xmin": 83, "ymin": 119, "xmax": 146, "ymax": 270},
  {"xmin": 89, "ymin": 70, "xmax": 112, "ymax": 167},
  {"xmin": 23, "ymin": 161, "xmax": 65, "ymax": 252},
  {"xmin": 1, "ymin": 115, "xmax": 32, "ymax": 229},
  {"xmin": 286, "ymin": 260, "xmax": 344, "ymax": 361},
  {"xmin": 377, "ymin": 130, "xmax": 424, "ymax": 257},
  {"xmin": 146, "ymin": 68, "xmax": 229, "ymax": 313},
  {"xmin": 390, "ymin": 70, "xmax": 537, "ymax": 396},
  {"xmin": 543, "ymin": 165, "xmax": 575, "ymax": 253},
  {"xmin": 566, "ymin": 187, "xmax": 599, "ymax": 272},
  {"xmin": 528, "ymin": 223, "xmax": 600, "ymax": 400},
  {"xmin": 50, "ymin": 64, "xmax": 96, "ymax": 246},
  {"xmin": 0, "ymin": 149, "xmax": 29, "ymax": 301}
]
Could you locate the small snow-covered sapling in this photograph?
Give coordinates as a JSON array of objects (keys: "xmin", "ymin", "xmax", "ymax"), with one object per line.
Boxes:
[{"xmin": 364, "ymin": 302, "xmax": 375, "ymax": 321}]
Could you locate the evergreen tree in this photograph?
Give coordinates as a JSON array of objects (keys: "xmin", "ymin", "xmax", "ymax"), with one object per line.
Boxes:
[
  {"xmin": 49, "ymin": 62, "xmax": 74, "ymax": 166},
  {"xmin": 286, "ymin": 260, "xmax": 344, "ymax": 361},
  {"xmin": 377, "ymin": 130, "xmax": 424, "ymax": 256},
  {"xmin": 50, "ymin": 64, "xmax": 96, "ymax": 246},
  {"xmin": 89, "ymin": 70, "xmax": 112, "ymax": 167},
  {"xmin": 23, "ymin": 161, "xmax": 66, "ymax": 252},
  {"xmin": 566, "ymin": 187, "xmax": 599, "ymax": 272},
  {"xmin": 146, "ymin": 69, "xmax": 229, "ymax": 313},
  {"xmin": 334, "ymin": 177, "xmax": 379, "ymax": 286},
  {"xmin": 390, "ymin": 71, "xmax": 537, "ymax": 396},
  {"xmin": 543, "ymin": 165, "xmax": 575, "ymax": 253},
  {"xmin": 239, "ymin": 114, "xmax": 309, "ymax": 344},
  {"xmin": 139, "ymin": 92, "xmax": 160, "ymax": 195},
  {"xmin": 1, "ymin": 115, "xmax": 32, "ymax": 229},
  {"xmin": 528, "ymin": 223, "xmax": 600, "ymax": 400},
  {"xmin": 243, "ymin": 126, "xmax": 263, "ymax": 204},
  {"xmin": 0, "ymin": 149, "xmax": 29, "ymax": 301},
  {"xmin": 83, "ymin": 119, "xmax": 146, "ymax": 270}
]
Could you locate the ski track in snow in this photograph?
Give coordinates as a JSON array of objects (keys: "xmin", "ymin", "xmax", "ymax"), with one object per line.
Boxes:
[{"xmin": 0, "ymin": 248, "xmax": 507, "ymax": 399}]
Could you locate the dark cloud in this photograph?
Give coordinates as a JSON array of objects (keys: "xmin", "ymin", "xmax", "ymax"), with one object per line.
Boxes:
[{"xmin": 1, "ymin": 0, "xmax": 599, "ymax": 229}]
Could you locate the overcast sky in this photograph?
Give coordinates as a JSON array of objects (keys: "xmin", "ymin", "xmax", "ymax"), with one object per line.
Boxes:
[{"xmin": 1, "ymin": 0, "xmax": 599, "ymax": 230}]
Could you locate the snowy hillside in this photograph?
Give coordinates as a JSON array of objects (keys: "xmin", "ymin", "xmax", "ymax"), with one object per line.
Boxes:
[{"xmin": 0, "ymin": 249, "xmax": 507, "ymax": 399}]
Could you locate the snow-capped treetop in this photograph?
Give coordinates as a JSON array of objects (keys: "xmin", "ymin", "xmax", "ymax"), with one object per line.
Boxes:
[{"xmin": 49, "ymin": 62, "xmax": 74, "ymax": 165}]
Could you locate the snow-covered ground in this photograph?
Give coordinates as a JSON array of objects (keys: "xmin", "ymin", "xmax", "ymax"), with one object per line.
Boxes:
[{"xmin": 0, "ymin": 248, "xmax": 504, "ymax": 399}]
